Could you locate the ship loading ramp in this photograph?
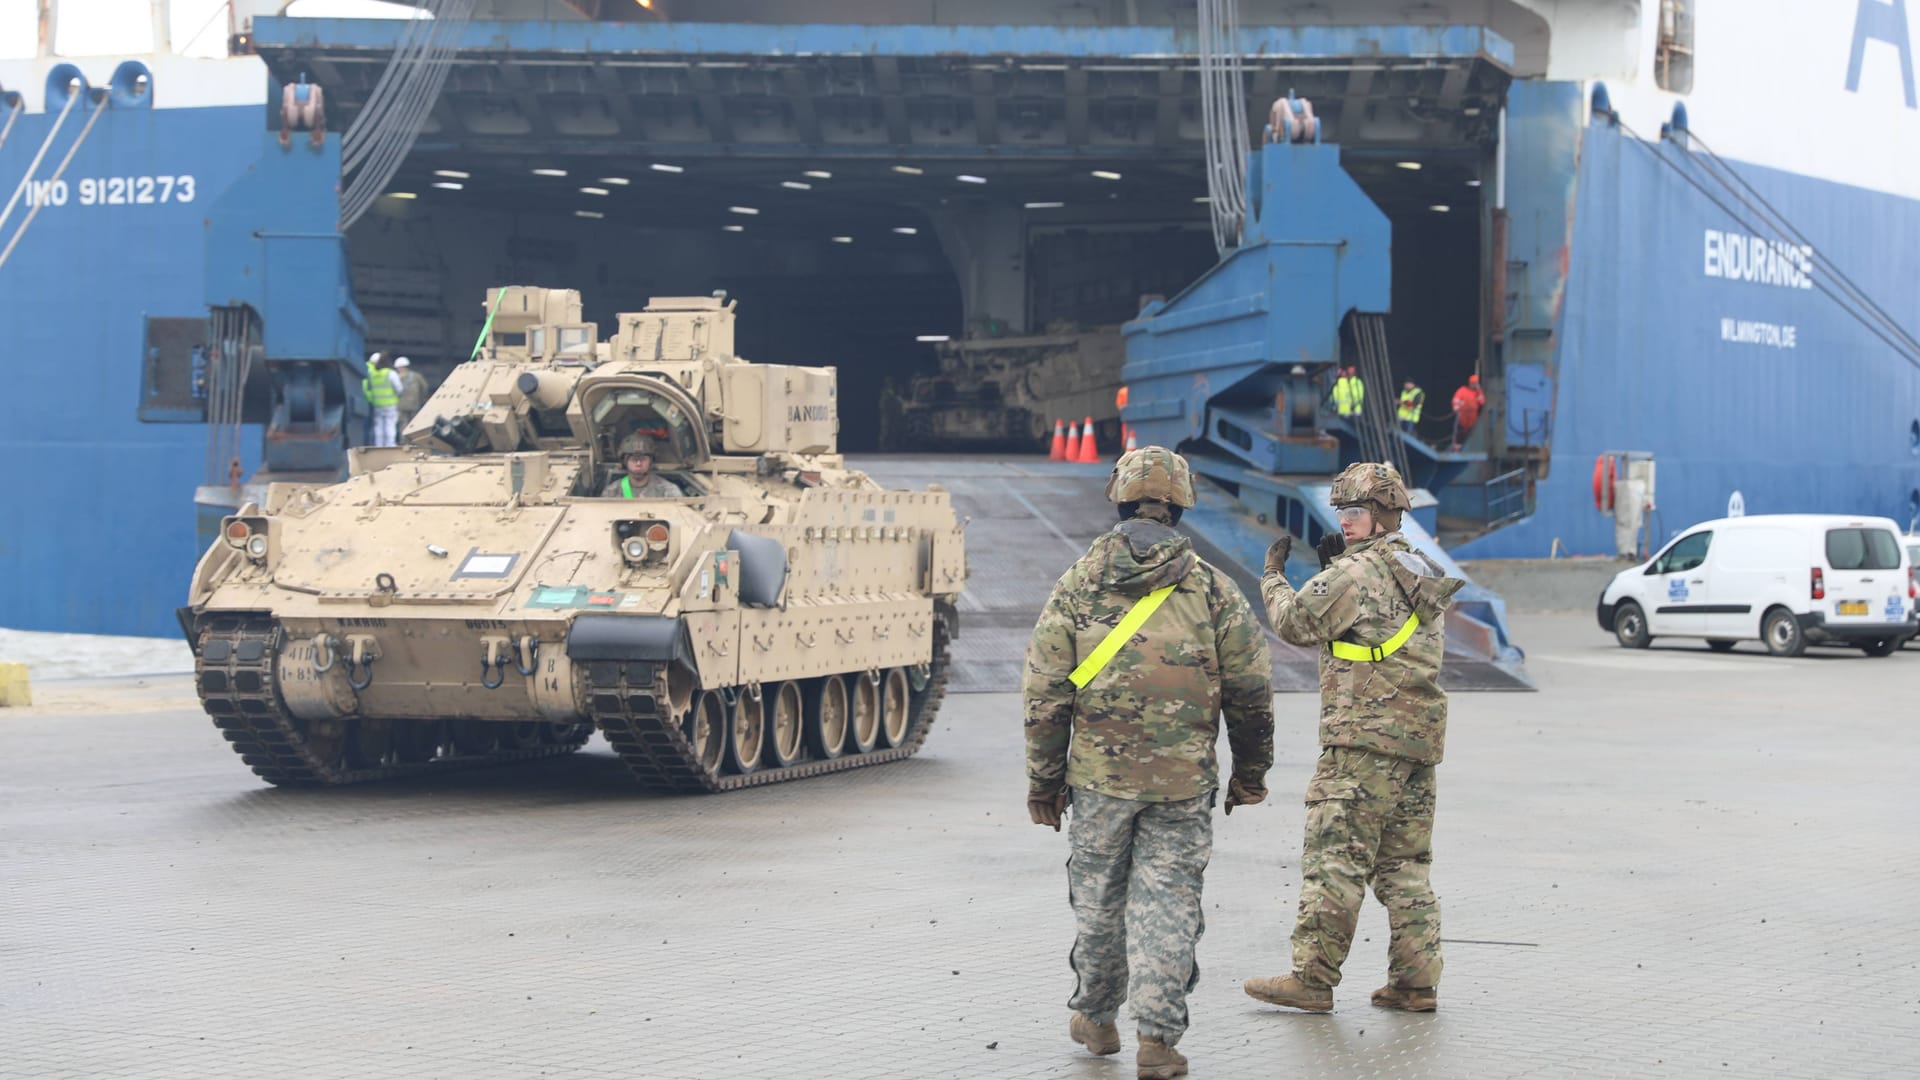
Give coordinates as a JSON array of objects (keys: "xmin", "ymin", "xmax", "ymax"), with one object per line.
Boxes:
[{"xmin": 861, "ymin": 458, "xmax": 1531, "ymax": 693}]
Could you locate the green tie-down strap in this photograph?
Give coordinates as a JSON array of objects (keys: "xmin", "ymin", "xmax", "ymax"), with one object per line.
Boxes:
[{"xmin": 1069, "ymin": 584, "xmax": 1177, "ymax": 689}]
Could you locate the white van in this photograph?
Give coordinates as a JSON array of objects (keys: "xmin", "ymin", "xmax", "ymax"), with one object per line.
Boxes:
[{"xmin": 1597, "ymin": 514, "xmax": 1917, "ymax": 657}]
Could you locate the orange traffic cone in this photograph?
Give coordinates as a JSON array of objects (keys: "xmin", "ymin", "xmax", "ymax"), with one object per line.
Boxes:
[
  {"xmin": 1125, "ymin": 428, "xmax": 1138, "ymax": 452},
  {"xmin": 1077, "ymin": 416, "xmax": 1100, "ymax": 462},
  {"xmin": 1063, "ymin": 422, "xmax": 1082, "ymax": 463},
  {"xmin": 1048, "ymin": 418, "xmax": 1067, "ymax": 460}
]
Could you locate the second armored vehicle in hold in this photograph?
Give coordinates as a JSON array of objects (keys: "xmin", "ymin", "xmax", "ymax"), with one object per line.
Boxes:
[{"xmin": 180, "ymin": 289, "xmax": 966, "ymax": 792}]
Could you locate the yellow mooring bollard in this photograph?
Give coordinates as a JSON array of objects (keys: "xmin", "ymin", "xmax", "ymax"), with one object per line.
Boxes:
[{"xmin": 0, "ymin": 663, "xmax": 31, "ymax": 707}]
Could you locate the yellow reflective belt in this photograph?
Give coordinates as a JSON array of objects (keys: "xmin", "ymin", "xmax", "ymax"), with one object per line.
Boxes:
[
  {"xmin": 1069, "ymin": 584, "xmax": 1177, "ymax": 689},
  {"xmin": 1329, "ymin": 614, "xmax": 1421, "ymax": 662}
]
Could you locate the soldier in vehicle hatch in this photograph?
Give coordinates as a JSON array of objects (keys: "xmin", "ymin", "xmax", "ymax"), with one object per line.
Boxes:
[
  {"xmin": 1244, "ymin": 462, "xmax": 1464, "ymax": 1015},
  {"xmin": 600, "ymin": 432, "xmax": 682, "ymax": 499},
  {"xmin": 1024, "ymin": 445, "xmax": 1275, "ymax": 1080}
]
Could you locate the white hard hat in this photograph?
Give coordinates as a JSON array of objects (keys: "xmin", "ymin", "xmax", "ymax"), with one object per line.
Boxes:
[
  {"xmin": 369, "ymin": 351, "xmax": 384, "ymax": 365},
  {"xmin": 394, "ymin": 356, "xmax": 411, "ymax": 368}
]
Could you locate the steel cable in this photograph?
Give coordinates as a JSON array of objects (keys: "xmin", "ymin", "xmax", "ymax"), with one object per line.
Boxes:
[
  {"xmin": 0, "ymin": 98, "xmax": 23, "ymax": 155},
  {"xmin": 341, "ymin": 0, "xmax": 444, "ymax": 174},
  {"xmin": 0, "ymin": 93, "xmax": 108, "ymax": 273},
  {"xmin": 0, "ymin": 89, "xmax": 79, "ymax": 236},
  {"xmin": 1197, "ymin": 0, "xmax": 1250, "ymax": 253},
  {"xmin": 339, "ymin": 0, "xmax": 473, "ymax": 228}
]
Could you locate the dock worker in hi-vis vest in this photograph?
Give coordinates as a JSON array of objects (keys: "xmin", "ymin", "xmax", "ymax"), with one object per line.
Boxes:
[
  {"xmin": 1245, "ymin": 462, "xmax": 1464, "ymax": 1015},
  {"xmin": 1023, "ymin": 445, "xmax": 1274, "ymax": 1080}
]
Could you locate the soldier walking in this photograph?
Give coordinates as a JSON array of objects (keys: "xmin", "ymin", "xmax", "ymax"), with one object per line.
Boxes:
[
  {"xmin": 1025, "ymin": 445, "xmax": 1275, "ymax": 1079},
  {"xmin": 1243, "ymin": 462, "xmax": 1463, "ymax": 1014}
]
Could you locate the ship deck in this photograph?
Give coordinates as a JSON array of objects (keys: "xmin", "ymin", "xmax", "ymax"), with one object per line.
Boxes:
[{"xmin": 4, "ymin": 612, "xmax": 1914, "ymax": 1078}]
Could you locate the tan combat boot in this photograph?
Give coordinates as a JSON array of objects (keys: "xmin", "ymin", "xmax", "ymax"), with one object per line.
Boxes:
[
  {"xmin": 1243, "ymin": 973, "xmax": 1334, "ymax": 1012},
  {"xmin": 1136, "ymin": 1037, "xmax": 1189, "ymax": 1079},
  {"xmin": 1070, "ymin": 1013, "xmax": 1120, "ymax": 1056},
  {"xmin": 1371, "ymin": 984, "xmax": 1438, "ymax": 1012}
]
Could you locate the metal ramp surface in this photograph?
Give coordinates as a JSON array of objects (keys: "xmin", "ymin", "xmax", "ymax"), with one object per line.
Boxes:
[{"xmin": 858, "ymin": 455, "xmax": 1533, "ymax": 694}]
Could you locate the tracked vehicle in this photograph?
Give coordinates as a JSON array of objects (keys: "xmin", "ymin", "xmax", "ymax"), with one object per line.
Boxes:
[{"xmin": 181, "ymin": 289, "xmax": 966, "ymax": 792}]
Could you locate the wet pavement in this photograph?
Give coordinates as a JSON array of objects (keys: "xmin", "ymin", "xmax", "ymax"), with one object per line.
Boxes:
[{"xmin": 3, "ymin": 613, "xmax": 1917, "ymax": 1079}]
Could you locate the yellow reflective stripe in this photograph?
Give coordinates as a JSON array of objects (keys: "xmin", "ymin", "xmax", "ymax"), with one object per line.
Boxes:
[
  {"xmin": 1328, "ymin": 614, "xmax": 1421, "ymax": 662},
  {"xmin": 1068, "ymin": 584, "xmax": 1177, "ymax": 689}
]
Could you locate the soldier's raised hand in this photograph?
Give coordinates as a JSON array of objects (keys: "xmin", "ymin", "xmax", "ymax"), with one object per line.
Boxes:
[
  {"xmin": 1263, "ymin": 536, "xmax": 1292, "ymax": 574},
  {"xmin": 1315, "ymin": 532, "xmax": 1347, "ymax": 569}
]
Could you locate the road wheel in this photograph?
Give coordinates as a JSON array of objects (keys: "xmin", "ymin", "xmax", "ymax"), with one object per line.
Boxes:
[
  {"xmin": 805, "ymin": 676, "xmax": 850, "ymax": 760},
  {"xmin": 726, "ymin": 690, "xmax": 765, "ymax": 774},
  {"xmin": 684, "ymin": 691, "xmax": 726, "ymax": 772},
  {"xmin": 1861, "ymin": 638, "xmax": 1899, "ymax": 657},
  {"xmin": 879, "ymin": 667, "xmax": 912, "ymax": 748},
  {"xmin": 1613, "ymin": 601, "xmax": 1651, "ymax": 649},
  {"xmin": 1762, "ymin": 608, "xmax": 1806, "ymax": 657},
  {"xmin": 848, "ymin": 673, "xmax": 881, "ymax": 754},
  {"xmin": 765, "ymin": 681, "xmax": 805, "ymax": 767},
  {"xmin": 1706, "ymin": 639, "xmax": 1737, "ymax": 652}
]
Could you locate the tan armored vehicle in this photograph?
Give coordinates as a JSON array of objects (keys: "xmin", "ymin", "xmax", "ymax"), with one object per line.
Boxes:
[
  {"xmin": 181, "ymin": 289, "xmax": 966, "ymax": 792},
  {"xmin": 895, "ymin": 326, "xmax": 1124, "ymax": 450}
]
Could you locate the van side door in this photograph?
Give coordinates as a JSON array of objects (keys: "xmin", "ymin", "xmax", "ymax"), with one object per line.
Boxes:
[
  {"xmin": 1704, "ymin": 527, "xmax": 1797, "ymax": 638},
  {"xmin": 1645, "ymin": 530, "xmax": 1714, "ymax": 637}
]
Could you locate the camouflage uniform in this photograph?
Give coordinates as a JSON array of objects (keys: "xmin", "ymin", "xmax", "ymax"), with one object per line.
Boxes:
[
  {"xmin": 1026, "ymin": 446, "xmax": 1274, "ymax": 1047},
  {"xmin": 601, "ymin": 432, "xmax": 683, "ymax": 498},
  {"xmin": 1260, "ymin": 463, "xmax": 1463, "ymax": 994}
]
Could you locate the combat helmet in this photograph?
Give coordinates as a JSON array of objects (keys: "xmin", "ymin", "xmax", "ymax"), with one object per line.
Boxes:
[
  {"xmin": 618, "ymin": 432, "xmax": 658, "ymax": 458},
  {"xmin": 1105, "ymin": 445, "xmax": 1197, "ymax": 508},
  {"xmin": 1329, "ymin": 461, "xmax": 1412, "ymax": 512}
]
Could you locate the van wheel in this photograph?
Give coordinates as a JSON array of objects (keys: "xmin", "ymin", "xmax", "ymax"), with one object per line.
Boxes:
[
  {"xmin": 1706, "ymin": 639, "xmax": 1737, "ymax": 652},
  {"xmin": 1762, "ymin": 608, "xmax": 1806, "ymax": 657},
  {"xmin": 1612, "ymin": 601, "xmax": 1651, "ymax": 649},
  {"xmin": 1861, "ymin": 638, "xmax": 1899, "ymax": 657}
]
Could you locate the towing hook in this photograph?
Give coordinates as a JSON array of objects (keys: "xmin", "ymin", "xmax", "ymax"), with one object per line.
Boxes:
[
  {"xmin": 480, "ymin": 639, "xmax": 509, "ymax": 690},
  {"xmin": 513, "ymin": 635, "xmax": 540, "ymax": 677},
  {"xmin": 311, "ymin": 634, "xmax": 339, "ymax": 673},
  {"xmin": 345, "ymin": 636, "xmax": 377, "ymax": 691}
]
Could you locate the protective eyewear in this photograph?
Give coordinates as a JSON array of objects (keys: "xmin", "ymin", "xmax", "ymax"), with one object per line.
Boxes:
[{"xmin": 1334, "ymin": 505, "xmax": 1371, "ymax": 523}]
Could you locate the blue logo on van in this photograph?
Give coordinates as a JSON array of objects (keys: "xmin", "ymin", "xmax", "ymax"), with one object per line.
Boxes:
[
  {"xmin": 1888, "ymin": 594, "xmax": 1905, "ymax": 619},
  {"xmin": 1668, "ymin": 577, "xmax": 1689, "ymax": 602}
]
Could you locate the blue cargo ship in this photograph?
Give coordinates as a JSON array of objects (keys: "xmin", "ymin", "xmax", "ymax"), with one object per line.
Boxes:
[{"xmin": 2, "ymin": 0, "xmax": 1916, "ymax": 640}]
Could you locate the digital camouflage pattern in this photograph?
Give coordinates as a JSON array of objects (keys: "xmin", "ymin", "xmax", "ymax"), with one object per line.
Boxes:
[
  {"xmin": 1291, "ymin": 746, "xmax": 1441, "ymax": 989},
  {"xmin": 600, "ymin": 472, "xmax": 683, "ymax": 499},
  {"xmin": 1067, "ymin": 788, "xmax": 1212, "ymax": 1045},
  {"xmin": 1261, "ymin": 532, "xmax": 1462, "ymax": 764},
  {"xmin": 1025, "ymin": 519, "xmax": 1274, "ymax": 801}
]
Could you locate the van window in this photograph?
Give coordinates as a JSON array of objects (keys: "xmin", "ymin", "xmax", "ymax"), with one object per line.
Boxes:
[
  {"xmin": 1826, "ymin": 528, "xmax": 1900, "ymax": 570},
  {"xmin": 1650, "ymin": 530, "xmax": 1711, "ymax": 574}
]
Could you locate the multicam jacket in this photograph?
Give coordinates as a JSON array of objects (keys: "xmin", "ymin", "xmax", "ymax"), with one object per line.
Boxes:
[
  {"xmin": 1024, "ymin": 519, "xmax": 1275, "ymax": 802},
  {"xmin": 1262, "ymin": 532, "xmax": 1463, "ymax": 765}
]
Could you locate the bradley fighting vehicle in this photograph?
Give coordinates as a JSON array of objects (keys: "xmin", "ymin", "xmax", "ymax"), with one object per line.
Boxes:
[
  {"xmin": 895, "ymin": 326, "xmax": 1125, "ymax": 451},
  {"xmin": 180, "ymin": 289, "xmax": 966, "ymax": 792}
]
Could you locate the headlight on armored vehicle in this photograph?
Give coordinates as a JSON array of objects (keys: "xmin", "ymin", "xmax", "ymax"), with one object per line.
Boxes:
[
  {"xmin": 623, "ymin": 538, "xmax": 648, "ymax": 562},
  {"xmin": 246, "ymin": 534, "xmax": 268, "ymax": 559},
  {"xmin": 616, "ymin": 519, "xmax": 672, "ymax": 566}
]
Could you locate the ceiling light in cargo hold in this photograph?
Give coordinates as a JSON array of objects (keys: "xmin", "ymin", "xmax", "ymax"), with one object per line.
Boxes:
[
  {"xmin": 781, "ymin": 181, "xmax": 812, "ymax": 190},
  {"xmin": 1091, "ymin": 170, "xmax": 1122, "ymax": 180},
  {"xmin": 599, "ymin": 177, "xmax": 630, "ymax": 186},
  {"xmin": 1428, "ymin": 204, "xmax": 1451, "ymax": 212},
  {"xmin": 729, "ymin": 206, "xmax": 759, "ymax": 215},
  {"xmin": 916, "ymin": 335, "xmax": 950, "ymax": 342},
  {"xmin": 830, "ymin": 236, "xmax": 853, "ymax": 243},
  {"xmin": 891, "ymin": 226, "xmax": 918, "ymax": 235},
  {"xmin": 804, "ymin": 170, "xmax": 832, "ymax": 179},
  {"xmin": 649, "ymin": 163, "xmax": 683, "ymax": 173},
  {"xmin": 432, "ymin": 182, "xmax": 463, "ymax": 190},
  {"xmin": 574, "ymin": 210, "xmax": 605, "ymax": 219},
  {"xmin": 723, "ymin": 224, "xmax": 745, "ymax": 232},
  {"xmin": 1466, "ymin": 179, "xmax": 1483, "ymax": 187},
  {"xmin": 1023, "ymin": 201, "xmax": 1063, "ymax": 209},
  {"xmin": 385, "ymin": 191, "xmax": 417, "ymax": 199},
  {"xmin": 1396, "ymin": 161, "xmax": 1422, "ymax": 170},
  {"xmin": 433, "ymin": 169, "xmax": 470, "ymax": 179},
  {"xmin": 892, "ymin": 165, "xmax": 925, "ymax": 175},
  {"xmin": 580, "ymin": 186, "xmax": 609, "ymax": 196},
  {"xmin": 1192, "ymin": 196, "xmax": 1211, "ymax": 203},
  {"xmin": 532, "ymin": 168, "xmax": 568, "ymax": 177},
  {"xmin": 956, "ymin": 174, "xmax": 987, "ymax": 184}
]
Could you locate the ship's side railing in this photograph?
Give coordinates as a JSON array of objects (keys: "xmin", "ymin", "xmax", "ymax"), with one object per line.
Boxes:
[{"xmin": 1485, "ymin": 466, "xmax": 1532, "ymax": 528}]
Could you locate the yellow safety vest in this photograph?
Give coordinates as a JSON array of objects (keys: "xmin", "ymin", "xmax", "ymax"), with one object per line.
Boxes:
[
  {"xmin": 1333, "ymin": 377, "xmax": 1364, "ymax": 417},
  {"xmin": 363, "ymin": 370, "xmax": 398, "ymax": 408},
  {"xmin": 1329, "ymin": 614, "xmax": 1420, "ymax": 662},
  {"xmin": 1397, "ymin": 387, "xmax": 1424, "ymax": 422},
  {"xmin": 1068, "ymin": 584, "xmax": 1176, "ymax": 689}
]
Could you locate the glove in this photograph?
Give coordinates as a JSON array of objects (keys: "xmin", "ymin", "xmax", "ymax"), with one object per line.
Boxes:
[
  {"xmin": 1225, "ymin": 776, "xmax": 1267, "ymax": 815},
  {"xmin": 1263, "ymin": 536, "xmax": 1292, "ymax": 574},
  {"xmin": 1028, "ymin": 788, "xmax": 1069, "ymax": 831},
  {"xmin": 1316, "ymin": 532, "xmax": 1347, "ymax": 569}
]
